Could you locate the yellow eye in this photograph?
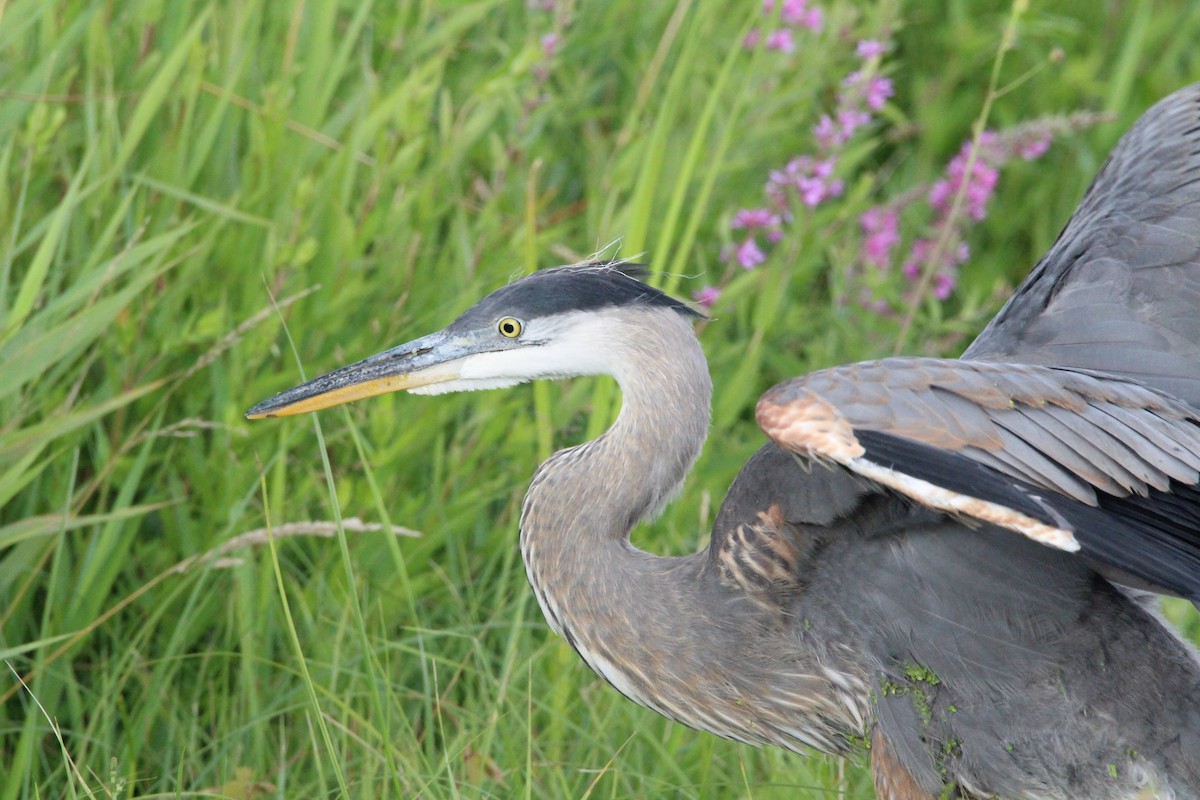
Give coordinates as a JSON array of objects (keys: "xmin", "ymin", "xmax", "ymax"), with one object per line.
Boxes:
[{"xmin": 498, "ymin": 317, "xmax": 523, "ymax": 338}]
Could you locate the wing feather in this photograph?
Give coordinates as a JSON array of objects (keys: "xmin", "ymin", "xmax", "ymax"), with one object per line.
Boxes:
[
  {"xmin": 987, "ymin": 413, "xmax": 1105, "ymax": 500},
  {"xmin": 756, "ymin": 357, "xmax": 1200, "ymax": 599},
  {"xmin": 1034, "ymin": 405, "xmax": 1159, "ymax": 493}
]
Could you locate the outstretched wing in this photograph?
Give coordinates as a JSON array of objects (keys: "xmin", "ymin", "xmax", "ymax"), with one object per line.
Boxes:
[
  {"xmin": 965, "ymin": 83, "xmax": 1200, "ymax": 408},
  {"xmin": 756, "ymin": 357, "xmax": 1200, "ymax": 600}
]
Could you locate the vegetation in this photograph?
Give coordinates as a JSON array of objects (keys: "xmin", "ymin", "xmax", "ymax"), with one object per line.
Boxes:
[{"xmin": 3, "ymin": 0, "xmax": 1199, "ymax": 797}]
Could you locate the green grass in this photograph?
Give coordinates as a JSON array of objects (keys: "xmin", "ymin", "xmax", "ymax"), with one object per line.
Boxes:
[{"xmin": 3, "ymin": 0, "xmax": 1200, "ymax": 797}]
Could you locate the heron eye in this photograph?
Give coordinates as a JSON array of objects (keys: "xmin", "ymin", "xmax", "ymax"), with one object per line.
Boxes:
[{"xmin": 498, "ymin": 317, "xmax": 523, "ymax": 338}]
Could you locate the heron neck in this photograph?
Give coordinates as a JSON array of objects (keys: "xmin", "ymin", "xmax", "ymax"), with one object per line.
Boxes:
[{"xmin": 518, "ymin": 312, "xmax": 712, "ymax": 634}]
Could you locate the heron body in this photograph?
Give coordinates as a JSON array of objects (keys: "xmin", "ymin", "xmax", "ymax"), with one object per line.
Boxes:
[{"xmin": 248, "ymin": 85, "xmax": 1200, "ymax": 798}]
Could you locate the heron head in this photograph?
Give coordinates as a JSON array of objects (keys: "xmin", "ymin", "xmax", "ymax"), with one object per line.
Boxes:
[{"xmin": 244, "ymin": 264, "xmax": 700, "ymax": 419}]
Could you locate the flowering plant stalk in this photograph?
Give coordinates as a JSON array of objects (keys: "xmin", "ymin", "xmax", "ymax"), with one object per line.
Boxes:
[{"xmin": 697, "ymin": 1, "xmax": 1106, "ymax": 344}]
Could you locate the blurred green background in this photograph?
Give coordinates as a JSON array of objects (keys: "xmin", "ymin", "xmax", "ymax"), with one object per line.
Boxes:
[{"xmin": 2, "ymin": 0, "xmax": 1199, "ymax": 797}]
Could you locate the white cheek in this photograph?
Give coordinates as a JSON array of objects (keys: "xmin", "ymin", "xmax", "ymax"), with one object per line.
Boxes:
[{"xmin": 457, "ymin": 336, "xmax": 615, "ymax": 382}]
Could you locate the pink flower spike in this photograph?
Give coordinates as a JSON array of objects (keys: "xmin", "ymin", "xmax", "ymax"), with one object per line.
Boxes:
[
  {"xmin": 866, "ymin": 76, "xmax": 893, "ymax": 111},
  {"xmin": 732, "ymin": 208, "xmax": 781, "ymax": 230},
  {"xmin": 762, "ymin": 0, "xmax": 777, "ymax": 13},
  {"xmin": 813, "ymin": 114, "xmax": 841, "ymax": 149},
  {"xmin": 1019, "ymin": 133, "xmax": 1052, "ymax": 160},
  {"xmin": 933, "ymin": 272, "xmax": 956, "ymax": 300},
  {"xmin": 856, "ymin": 39, "xmax": 885, "ymax": 58},
  {"xmin": 863, "ymin": 234, "xmax": 895, "ymax": 267},
  {"xmin": 780, "ymin": 0, "xmax": 809, "ymax": 25},
  {"xmin": 796, "ymin": 177, "xmax": 824, "ymax": 206},
  {"xmin": 540, "ymin": 33, "xmax": 560, "ymax": 58},
  {"xmin": 733, "ymin": 237, "xmax": 766, "ymax": 269},
  {"xmin": 860, "ymin": 207, "xmax": 900, "ymax": 268},
  {"xmin": 766, "ymin": 183, "xmax": 788, "ymax": 211},
  {"xmin": 904, "ymin": 239, "xmax": 933, "ymax": 280},
  {"xmin": 797, "ymin": 175, "xmax": 841, "ymax": 206},
  {"xmin": 765, "ymin": 28, "xmax": 795, "ymax": 53},
  {"xmin": 928, "ymin": 179, "xmax": 952, "ymax": 213},
  {"xmin": 838, "ymin": 108, "xmax": 870, "ymax": 138},
  {"xmin": 800, "ymin": 6, "xmax": 823, "ymax": 31},
  {"xmin": 693, "ymin": 286, "xmax": 721, "ymax": 308},
  {"xmin": 860, "ymin": 207, "xmax": 898, "ymax": 234},
  {"xmin": 743, "ymin": 29, "xmax": 762, "ymax": 49},
  {"xmin": 966, "ymin": 163, "xmax": 998, "ymax": 220}
]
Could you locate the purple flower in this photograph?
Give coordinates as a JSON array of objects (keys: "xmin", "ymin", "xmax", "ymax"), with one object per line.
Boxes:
[
  {"xmin": 719, "ymin": 20, "xmax": 898, "ymax": 300},
  {"xmin": 805, "ymin": 177, "xmax": 844, "ymax": 206},
  {"xmin": 838, "ymin": 108, "xmax": 871, "ymax": 138},
  {"xmin": 957, "ymin": 160, "xmax": 999, "ymax": 220},
  {"xmin": 977, "ymin": 129, "xmax": 1001, "ymax": 156},
  {"xmin": 796, "ymin": 176, "xmax": 824, "ymax": 205},
  {"xmin": 856, "ymin": 39, "xmax": 885, "ymax": 58},
  {"xmin": 768, "ymin": 156, "xmax": 843, "ymax": 207},
  {"xmin": 780, "ymin": 0, "xmax": 809, "ymax": 25},
  {"xmin": 732, "ymin": 208, "xmax": 781, "ymax": 229},
  {"xmin": 860, "ymin": 207, "xmax": 900, "ymax": 268},
  {"xmin": 766, "ymin": 0, "xmax": 824, "ymax": 31},
  {"xmin": 813, "ymin": 114, "xmax": 841, "ymax": 149},
  {"xmin": 1019, "ymin": 133, "xmax": 1052, "ymax": 160},
  {"xmin": 865, "ymin": 76, "xmax": 893, "ymax": 111},
  {"xmin": 797, "ymin": 5, "xmax": 823, "ymax": 31},
  {"xmin": 765, "ymin": 28, "xmax": 795, "ymax": 53},
  {"xmin": 731, "ymin": 237, "xmax": 766, "ymax": 269},
  {"xmin": 693, "ymin": 286, "xmax": 721, "ymax": 308},
  {"xmin": 842, "ymin": 71, "xmax": 892, "ymax": 114},
  {"xmin": 540, "ymin": 32, "xmax": 560, "ymax": 58},
  {"xmin": 902, "ymin": 238, "xmax": 932, "ymax": 280},
  {"xmin": 901, "ymin": 237, "xmax": 969, "ymax": 290},
  {"xmin": 933, "ymin": 272, "xmax": 956, "ymax": 300},
  {"xmin": 966, "ymin": 169, "xmax": 998, "ymax": 219},
  {"xmin": 929, "ymin": 141, "xmax": 1000, "ymax": 221},
  {"xmin": 927, "ymin": 179, "xmax": 952, "ymax": 212}
]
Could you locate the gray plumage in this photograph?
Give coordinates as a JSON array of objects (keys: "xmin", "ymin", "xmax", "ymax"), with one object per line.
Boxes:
[{"xmin": 248, "ymin": 84, "xmax": 1200, "ymax": 799}]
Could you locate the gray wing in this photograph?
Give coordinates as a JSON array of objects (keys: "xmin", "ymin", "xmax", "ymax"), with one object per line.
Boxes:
[
  {"xmin": 756, "ymin": 357, "xmax": 1200, "ymax": 600},
  {"xmin": 965, "ymin": 83, "xmax": 1200, "ymax": 408}
]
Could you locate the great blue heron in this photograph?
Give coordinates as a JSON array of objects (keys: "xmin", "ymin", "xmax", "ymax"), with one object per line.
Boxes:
[{"xmin": 247, "ymin": 84, "xmax": 1200, "ymax": 799}]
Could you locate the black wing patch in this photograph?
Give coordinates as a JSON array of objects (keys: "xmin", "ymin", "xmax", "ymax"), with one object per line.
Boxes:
[{"xmin": 855, "ymin": 429, "xmax": 1200, "ymax": 601}]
